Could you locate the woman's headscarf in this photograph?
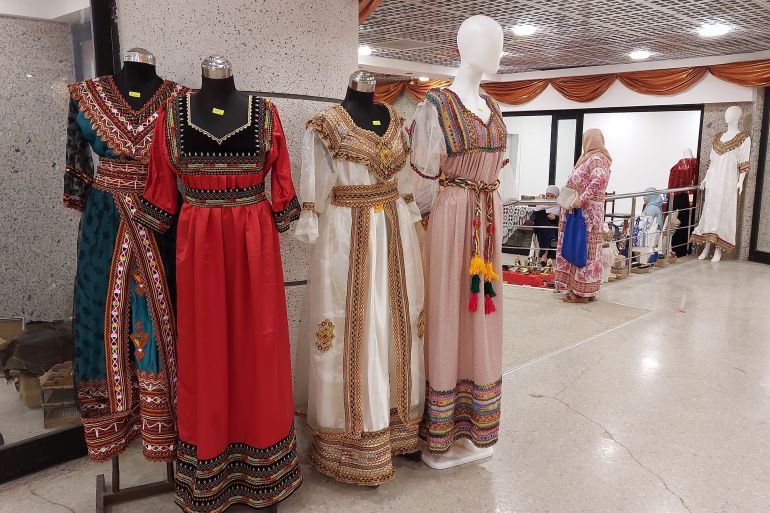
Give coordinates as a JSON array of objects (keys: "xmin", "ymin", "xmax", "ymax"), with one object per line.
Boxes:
[
  {"xmin": 642, "ymin": 187, "xmax": 664, "ymax": 228},
  {"xmin": 575, "ymin": 128, "xmax": 612, "ymax": 168}
]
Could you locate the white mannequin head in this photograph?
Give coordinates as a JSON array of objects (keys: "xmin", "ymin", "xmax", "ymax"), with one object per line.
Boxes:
[
  {"xmin": 725, "ymin": 105, "xmax": 743, "ymax": 127},
  {"xmin": 683, "ymin": 148, "xmax": 694, "ymax": 158},
  {"xmin": 457, "ymin": 15, "xmax": 504, "ymax": 74}
]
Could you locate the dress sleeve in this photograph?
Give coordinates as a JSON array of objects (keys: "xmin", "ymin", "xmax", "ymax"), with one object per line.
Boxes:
[
  {"xmin": 133, "ymin": 107, "xmax": 177, "ymax": 234},
  {"xmin": 64, "ymin": 99, "xmax": 94, "ymax": 211},
  {"xmin": 267, "ymin": 104, "xmax": 301, "ymax": 233},
  {"xmin": 580, "ymin": 157, "xmax": 610, "ymax": 204},
  {"xmin": 409, "ymin": 101, "xmax": 445, "ymax": 216},
  {"xmin": 738, "ymin": 136, "xmax": 751, "ymax": 174},
  {"xmin": 294, "ymin": 128, "xmax": 336, "ymax": 244},
  {"xmin": 398, "ymin": 126, "xmax": 424, "ymax": 224}
]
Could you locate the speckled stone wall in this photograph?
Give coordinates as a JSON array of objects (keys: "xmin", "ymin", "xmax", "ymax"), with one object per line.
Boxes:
[
  {"xmin": 0, "ymin": 16, "xmax": 77, "ymax": 321},
  {"xmin": 753, "ymin": 89, "xmax": 770, "ymax": 254},
  {"xmin": 698, "ymin": 99, "xmax": 762, "ymax": 259},
  {"xmin": 115, "ymin": 0, "xmax": 358, "ymax": 356}
]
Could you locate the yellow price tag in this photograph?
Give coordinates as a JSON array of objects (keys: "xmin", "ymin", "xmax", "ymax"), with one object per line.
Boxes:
[
  {"xmin": 128, "ymin": 91, "xmax": 141, "ymax": 98},
  {"xmin": 212, "ymin": 108, "xmax": 225, "ymax": 115},
  {"xmin": 372, "ymin": 120, "xmax": 381, "ymax": 126},
  {"xmin": 373, "ymin": 204, "xmax": 384, "ymax": 213}
]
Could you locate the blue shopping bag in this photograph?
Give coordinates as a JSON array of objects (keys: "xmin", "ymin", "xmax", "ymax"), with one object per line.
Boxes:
[{"xmin": 562, "ymin": 208, "xmax": 588, "ymax": 268}]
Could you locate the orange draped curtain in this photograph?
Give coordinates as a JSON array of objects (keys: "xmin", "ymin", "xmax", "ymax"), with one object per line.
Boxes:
[
  {"xmin": 374, "ymin": 59, "xmax": 770, "ymax": 105},
  {"xmin": 359, "ymin": 0, "xmax": 383, "ymax": 23}
]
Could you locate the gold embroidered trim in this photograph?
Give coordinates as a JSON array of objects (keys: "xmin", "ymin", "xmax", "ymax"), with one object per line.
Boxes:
[
  {"xmin": 690, "ymin": 232, "xmax": 736, "ymax": 253},
  {"xmin": 306, "ymin": 104, "xmax": 409, "ymax": 182},
  {"xmin": 302, "ymin": 201, "xmax": 316, "ymax": 212},
  {"xmin": 713, "ymin": 131, "xmax": 748, "ymax": 155},
  {"xmin": 401, "ymin": 193, "xmax": 414, "ymax": 204},
  {"xmin": 739, "ymin": 161, "xmax": 750, "ymax": 173},
  {"xmin": 417, "ymin": 310, "xmax": 425, "ymax": 339},
  {"xmin": 315, "ymin": 320, "xmax": 334, "ymax": 352},
  {"xmin": 331, "ymin": 179, "xmax": 413, "ymax": 435}
]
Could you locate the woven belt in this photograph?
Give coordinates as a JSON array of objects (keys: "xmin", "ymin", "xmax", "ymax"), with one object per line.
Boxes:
[
  {"xmin": 330, "ymin": 180, "xmax": 399, "ymax": 209},
  {"xmin": 440, "ymin": 175, "xmax": 501, "ymax": 314},
  {"xmin": 184, "ymin": 183, "xmax": 266, "ymax": 208},
  {"xmin": 93, "ymin": 160, "xmax": 148, "ymax": 194}
]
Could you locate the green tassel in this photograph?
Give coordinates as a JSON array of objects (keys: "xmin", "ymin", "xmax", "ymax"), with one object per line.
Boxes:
[
  {"xmin": 471, "ymin": 274, "xmax": 481, "ymax": 293},
  {"xmin": 484, "ymin": 280, "xmax": 496, "ymax": 298}
]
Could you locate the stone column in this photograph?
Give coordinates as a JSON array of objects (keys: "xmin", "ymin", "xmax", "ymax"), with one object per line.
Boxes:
[{"xmin": 115, "ymin": 0, "xmax": 358, "ymax": 359}]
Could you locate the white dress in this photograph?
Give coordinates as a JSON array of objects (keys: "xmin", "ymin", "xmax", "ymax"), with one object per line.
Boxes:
[
  {"xmin": 293, "ymin": 104, "xmax": 425, "ymax": 486},
  {"xmin": 692, "ymin": 132, "xmax": 751, "ymax": 252}
]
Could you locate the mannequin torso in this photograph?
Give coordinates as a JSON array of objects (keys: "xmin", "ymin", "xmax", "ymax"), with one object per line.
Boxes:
[
  {"xmin": 340, "ymin": 87, "xmax": 390, "ymax": 136},
  {"xmin": 189, "ymin": 76, "xmax": 250, "ymax": 140},
  {"xmin": 113, "ymin": 61, "xmax": 164, "ymax": 110}
]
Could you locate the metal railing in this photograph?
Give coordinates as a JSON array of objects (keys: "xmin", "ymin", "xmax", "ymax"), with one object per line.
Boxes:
[{"xmin": 501, "ymin": 185, "xmax": 701, "ymax": 279}]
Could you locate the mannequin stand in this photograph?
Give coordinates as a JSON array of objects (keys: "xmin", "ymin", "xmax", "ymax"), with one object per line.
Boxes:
[
  {"xmin": 95, "ymin": 457, "xmax": 175, "ymax": 513},
  {"xmin": 421, "ymin": 439, "xmax": 493, "ymax": 470},
  {"xmin": 697, "ymin": 243, "xmax": 722, "ymax": 262}
]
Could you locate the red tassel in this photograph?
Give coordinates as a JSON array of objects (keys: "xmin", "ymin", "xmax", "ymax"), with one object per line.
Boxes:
[
  {"xmin": 484, "ymin": 293, "xmax": 496, "ymax": 314},
  {"xmin": 468, "ymin": 293, "xmax": 478, "ymax": 312}
]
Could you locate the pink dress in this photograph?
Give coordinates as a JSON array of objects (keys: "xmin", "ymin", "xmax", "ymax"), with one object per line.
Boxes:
[
  {"xmin": 410, "ymin": 88, "xmax": 507, "ymax": 454},
  {"xmin": 555, "ymin": 154, "xmax": 611, "ymax": 297}
]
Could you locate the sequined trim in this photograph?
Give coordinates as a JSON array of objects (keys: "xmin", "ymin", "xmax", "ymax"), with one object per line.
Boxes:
[
  {"xmin": 310, "ymin": 410, "xmax": 420, "ymax": 486},
  {"xmin": 65, "ymin": 165, "xmax": 94, "ymax": 185},
  {"xmin": 175, "ymin": 427, "xmax": 302, "ymax": 512},
  {"xmin": 63, "ymin": 193, "xmax": 85, "ymax": 211},
  {"xmin": 739, "ymin": 161, "xmax": 750, "ymax": 173},
  {"xmin": 401, "ymin": 193, "xmax": 415, "ymax": 204},
  {"xmin": 134, "ymin": 198, "xmax": 173, "ymax": 233},
  {"xmin": 690, "ymin": 232, "xmax": 736, "ymax": 253},
  {"xmin": 713, "ymin": 131, "xmax": 749, "ymax": 155},
  {"xmin": 420, "ymin": 378, "xmax": 502, "ymax": 454},
  {"xmin": 315, "ymin": 319, "xmax": 335, "ymax": 352},
  {"xmin": 186, "ymin": 92, "xmax": 253, "ymax": 144},
  {"xmin": 306, "ymin": 104, "xmax": 409, "ymax": 182},
  {"xmin": 69, "ymin": 76, "xmax": 185, "ymax": 159},
  {"xmin": 93, "ymin": 160, "xmax": 148, "ymax": 194},
  {"xmin": 301, "ymin": 201, "xmax": 315, "ymax": 212},
  {"xmin": 425, "ymin": 88, "xmax": 507, "ymax": 156},
  {"xmin": 184, "ymin": 183, "xmax": 266, "ymax": 208},
  {"xmin": 274, "ymin": 197, "xmax": 301, "ymax": 233},
  {"xmin": 416, "ymin": 310, "xmax": 425, "ymax": 339}
]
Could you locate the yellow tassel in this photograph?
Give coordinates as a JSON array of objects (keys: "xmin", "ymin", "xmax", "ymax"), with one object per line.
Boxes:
[
  {"xmin": 485, "ymin": 261, "xmax": 500, "ymax": 281},
  {"xmin": 468, "ymin": 255, "xmax": 486, "ymax": 276}
]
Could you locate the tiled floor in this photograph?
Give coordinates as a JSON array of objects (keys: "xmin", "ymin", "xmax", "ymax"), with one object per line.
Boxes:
[{"xmin": 1, "ymin": 258, "xmax": 769, "ymax": 513}]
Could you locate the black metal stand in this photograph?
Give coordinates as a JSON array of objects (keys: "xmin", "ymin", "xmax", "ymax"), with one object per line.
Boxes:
[{"xmin": 95, "ymin": 456, "xmax": 175, "ymax": 512}]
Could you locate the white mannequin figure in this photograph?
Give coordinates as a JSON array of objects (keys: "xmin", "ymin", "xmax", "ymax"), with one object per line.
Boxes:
[
  {"xmin": 684, "ymin": 148, "xmax": 694, "ymax": 159},
  {"xmin": 421, "ymin": 14, "xmax": 504, "ymax": 471},
  {"xmin": 698, "ymin": 106, "xmax": 746, "ymax": 262}
]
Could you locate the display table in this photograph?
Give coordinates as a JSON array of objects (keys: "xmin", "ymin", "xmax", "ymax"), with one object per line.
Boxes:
[{"xmin": 502, "ymin": 270, "xmax": 554, "ymax": 288}]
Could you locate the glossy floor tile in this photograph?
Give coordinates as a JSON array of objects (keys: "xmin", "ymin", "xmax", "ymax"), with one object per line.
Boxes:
[{"xmin": 1, "ymin": 258, "xmax": 769, "ymax": 513}]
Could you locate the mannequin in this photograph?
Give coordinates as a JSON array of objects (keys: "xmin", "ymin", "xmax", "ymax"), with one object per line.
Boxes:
[
  {"xmin": 696, "ymin": 106, "xmax": 749, "ymax": 262},
  {"xmin": 341, "ymin": 70, "xmax": 390, "ymax": 136},
  {"xmin": 420, "ymin": 14, "xmax": 504, "ymax": 471},
  {"xmin": 188, "ymin": 55, "xmax": 250, "ymax": 140},
  {"xmin": 112, "ymin": 48, "xmax": 164, "ymax": 110},
  {"xmin": 684, "ymin": 148, "xmax": 694, "ymax": 159}
]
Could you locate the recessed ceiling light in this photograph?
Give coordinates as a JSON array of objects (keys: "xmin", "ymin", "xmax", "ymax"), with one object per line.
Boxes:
[
  {"xmin": 358, "ymin": 45, "xmax": 373, "ymax": 56},
  {"xmin": 25, "ymin": 73, "xmax": 33, "ymax": 78},
  {"xmin": 696, "ymin": 22, "xmax": 732, "ymax": 37},
  {"xmin": 629, "ymin": 49, "xmax": 653, "ymax": 60},
  {"xmin": 418, "ymin": 76, "xmax": 430, "ymax": 82},
  {"xmin": 511, "ymin": 24, "xmax": 538, "ymax": 36}
]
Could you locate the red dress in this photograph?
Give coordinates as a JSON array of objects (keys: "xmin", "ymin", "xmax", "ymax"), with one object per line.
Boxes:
[{"xmin": 135, "ymin": 94, "xmax": 302, "ymax": 512}]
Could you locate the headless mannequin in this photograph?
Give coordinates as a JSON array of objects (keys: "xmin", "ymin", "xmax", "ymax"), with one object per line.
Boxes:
[
  {"xmin": 188, "ymin": 55, "xmax": 250, "ymax": 141},
  {"xmin": 113, "ymin": 48, "xmax": 163, "ymax": 110},
  {"xmin": 698, "ymin": 106, "xmax": 745, "ymax": 263},
  {"xmin": 421, "ymin": 15, "xmax": 504, "ymax": 471},
  {"xmin": 341, "ymin": 71, "xmax": 390, "ymax": 136}
]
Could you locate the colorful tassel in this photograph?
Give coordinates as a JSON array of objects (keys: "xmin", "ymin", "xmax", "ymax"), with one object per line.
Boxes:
[
  {"xmin": 471, "ymin": 274, "xmax": 481, "ymax": 293},
  {"xmin": 484, "ymin": 280, "xmax": 496, "ymax": 298},
  {"xmin": 468, "ymin": 293, "xmax": 479, "ymax": 312},
  {"xmin": 484, "ymin": 293, "xmax": 496, "ymax": 314},
  {"xmin": 484, "ymin": 261, "xmax": 500, "ymax": 281},
  {"xmin": 468, "ymin": 255, "xmax": 486, "ymax": 276}
]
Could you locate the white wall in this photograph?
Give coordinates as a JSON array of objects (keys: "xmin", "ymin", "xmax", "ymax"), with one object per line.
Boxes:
[
  {"xmin": 501, "ymin": 74, "xmax": 754, "ymax": 112},
  {"xmin": 583, "ymin": 110, "xmax": 702, "ymax": 212}
]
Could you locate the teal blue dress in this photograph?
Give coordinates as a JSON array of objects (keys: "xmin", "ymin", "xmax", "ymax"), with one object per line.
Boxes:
[{"xmin": 65, "ymin": 76, "xmax": 184, "ymax": 461}]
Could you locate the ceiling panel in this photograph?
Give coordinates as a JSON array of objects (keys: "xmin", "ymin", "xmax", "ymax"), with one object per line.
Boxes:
[{"xmin": 360, "ymin": 0, "xmax": 770, "ymax": 74}]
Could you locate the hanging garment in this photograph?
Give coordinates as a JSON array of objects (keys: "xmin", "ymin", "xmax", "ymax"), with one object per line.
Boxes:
[
  {"xmin": 691, "ymin": 133, "xmax": 751, "ymax": 252},
  {"xmin": 65, "ymin": 76, "xmax": 185, "ymax": 462},
  {"xmin": 135, "ymin": 94, "xmax": 302, "ymax": 512},
  {"xmin": 293, "ymin": 104, "xmax": 425, "ymax": 486},
  {"xmin": 668, "ymin": 157, "xmax": 698, "ymax": 256},
  {"xmin": 410, "ymin": 88, "xmax": 508, "ymax": 454},
  {"xmin": 632, "ymin": 215, "xmax": 660, "ymax": 264},
  {"xmin": 555, "ymin": 154, "xmax": 611, "ymax": 297}
]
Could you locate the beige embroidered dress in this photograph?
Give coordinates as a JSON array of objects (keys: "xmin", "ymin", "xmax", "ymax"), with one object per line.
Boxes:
[
  {"xmin": 410, "ymin": 88, "xmax": 507, "ymax": 454},
  {"xmin": 294, "ymin": 104, "xmax": 425, "ymax": 486}
]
